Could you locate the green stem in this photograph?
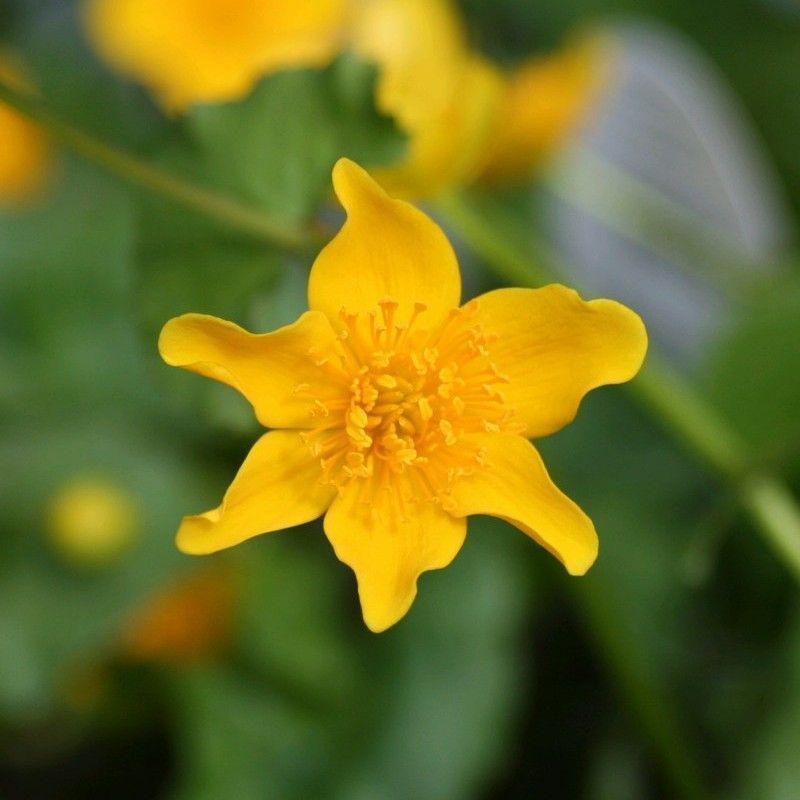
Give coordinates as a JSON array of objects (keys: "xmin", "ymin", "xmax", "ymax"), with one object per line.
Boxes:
[
  {"xmin": 435, "ymin": 191, "xmax": 800, "ymax": 583},
  {"xmin": 572, "ymin": 580, "xmax": 710, "ymax": 800},
  {"xmin": 740, "ymin": 475, "xmax": 800, "ymax": 578},
  {"xmin": 0, "ymin": 80, "xmax": 308, "ymax": 250}
]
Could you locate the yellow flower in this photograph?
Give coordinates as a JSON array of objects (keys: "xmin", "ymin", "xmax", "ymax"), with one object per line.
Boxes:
[
  {"xmin": 46, "ymin": 477, "xmax": 138, "ymax": 568},
  {"xmin": 0, "ymin": 56, "xmax": 50, "ymax": 205},
  {"xmin": 478, "ymin": 37, "xmax": 608, "ymax": 184},
  {"xmin": 83, "ymin": 0, "xmax": 349, "ymax": 111},
  {"xmin": 350, "ymin": 0, "xmax": 504, "ymax": 197},
  {"xmin": 159, "ymin": 159, "xmax": 647, "ymax": 632}
]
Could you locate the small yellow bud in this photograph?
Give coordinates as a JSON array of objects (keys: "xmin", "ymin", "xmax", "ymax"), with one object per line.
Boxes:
[{"xmin": 46, "ymin": 477, "xmax": 138, "ymax": 568}]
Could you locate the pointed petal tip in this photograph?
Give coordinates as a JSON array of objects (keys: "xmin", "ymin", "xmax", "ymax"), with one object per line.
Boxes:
[
  {"xmin": 331, "ymin": 157, "xmax": 387, "ymax": 212},
  {"xmin": 157, "ymin": 312, "xmax": 221, "ymax": 367},
  {"xmin": 562, "ymin": 534, "xmax": 599, "ymax": 576},
  {"xmin": 361, "ymin": 585, "xmax": 418, "ymax": 633},
  {"xmin": 157, "ymin": 314, "xmax": 186, "ymax": 365}
]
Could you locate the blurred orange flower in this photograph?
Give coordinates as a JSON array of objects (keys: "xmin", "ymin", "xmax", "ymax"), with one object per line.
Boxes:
[
  {"xmin": 159, "ymin": 159, "xmax": 647, "ymax": 632},
  {"xmin": 120, "ymin": 568, "xmax": 235, "ymax": 663},
  {"xmin": 83, "ymin": 0, "xmax": 350, "ymax": 110},
  {"xmin": 0, "ymin": 55, "xmax": 50, "ymax": 206}
]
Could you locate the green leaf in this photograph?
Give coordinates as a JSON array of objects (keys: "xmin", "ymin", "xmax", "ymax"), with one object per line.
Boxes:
[
  {"xmin": 734, "ymin": 615, "xmax": 800, "ymax": 800},
  {"xmin": 186, "ymin": 55, "xmax": 406, "ymax": 222},
  {"xmin": 339, "ymin": 522, "xmax": 532, "ymax": 800},
  {"xmin": 0, "ymin": 159, "xmax": 143, "ymax": 415},
  {"xmin": 170, "ymin": 664, "xmax": 341, "ymax": 800},
  {"xmin": 537, "ymin": 390, "xmax": 715, "ymax": 797},
  {"xmin": 706, "ymin": 273, "xmax": 800, "ymax": 454}
]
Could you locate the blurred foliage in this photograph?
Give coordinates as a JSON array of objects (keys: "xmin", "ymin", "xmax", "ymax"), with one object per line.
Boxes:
[{"xmin": 2, "ymin": 0, "xmax": 800, "ymax": 799}]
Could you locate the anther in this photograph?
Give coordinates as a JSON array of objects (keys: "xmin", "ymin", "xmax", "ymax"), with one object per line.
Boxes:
[
  {"xmin": 418, "ymin": 397, "xmax": 433, "ymax": 421},
  {"xmin": 376, "ymin": 374, "xmax": 397, "ymax": 389}
]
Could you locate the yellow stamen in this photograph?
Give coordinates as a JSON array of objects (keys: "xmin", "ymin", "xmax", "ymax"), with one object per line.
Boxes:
[{"xmin": 298, "ymin": 299, "xmax": 515, "ymax": 504}]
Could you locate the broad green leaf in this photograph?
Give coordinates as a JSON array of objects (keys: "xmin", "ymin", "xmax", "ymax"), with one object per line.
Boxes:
[
  {"xmin": 733, "ymin": 614, "xmax": 800, "ymax": 800},
  {"xmin": 338, "ymin": 522, "xmax": 532, "ymax": 800},
  {"xmin": 706, "ymin": 273, "xmax": 800, "ymax": 454},
  {"xmin": 187, "ymin": 55, "xmax": 406, "ymax": 223}
]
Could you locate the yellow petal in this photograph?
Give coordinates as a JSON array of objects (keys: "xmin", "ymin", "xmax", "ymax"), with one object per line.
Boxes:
[
  {"xmin": 323, "ymin": 479, "xmax": 467, "ymax": 632},
  {"xmin": 374, "ymin": 54, "xmax": 504, "ymax": 198},
  {"xmin": 350, "ymin": 0, "xmax": 503, "ymax": 197},
  {"xmin": 351, "ymin": 0, "xmax": 466, "ymax": 126},
  {"xmin": 83, "ymin": 0, "xmax": 348, "ymax": 111},
  {"xmin": 478, "ymin": 36, "xmax": 610, "ymax": 183},
  {"xmin": 307, "ymin": 158, "xmax": 461, "ymax": 329},
  {"xmin": 474, "ymin": 285, "xmax": 647, "ymax": 438},
  {"xmin": 176, "ymin": 430, "xmax": 335, "ymax": 554},
  {"xmin": 450, "ymin": 433, "xmax": 597, "ymax": 575},
  {"xmin": 159, "ymin": 311, "xmax": 341, "ymax": 429}
]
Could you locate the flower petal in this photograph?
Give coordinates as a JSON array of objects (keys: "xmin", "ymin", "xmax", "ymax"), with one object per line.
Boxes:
[
  {"xmin": 323, "ymin": 479, "xmax": 467, "ymax": 632},
  {"xmin": 176, "ymin": 430, "xmax": 335, "ymax": 555},
  {"xmin": 159, "ymin": 311, "xmax": 341, "ymax": 429},
  {"xmin": 449, "ymin": 433, "xmax": 598, "ymax": 575},
  {"xmin": 84, "ymin": 0, "xmax": 347, "ymax": 110},
  {"xmin": 349, "ymin": 0, "xmax": 503, "ymax": 197},
  {"xmin": 477, "ymin": 36, "xmax": 606, "ymax": 183},
  {"xmin": 373, "ymin": 54, "xmax": 505, "ymax": 198},
  {"xmin": 307, "ymin": 158, "xmax": 461, "ymax": 330},
  {"xmin": 475, "ymin": 285, "xmax": 647, "ymax": 438}
]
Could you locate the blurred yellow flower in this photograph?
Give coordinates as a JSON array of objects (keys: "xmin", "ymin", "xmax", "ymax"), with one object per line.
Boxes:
[
  {"xmin": 120, "ymin": 568, "xmax": 235, "ymax": 662},
  {"xmin": 478, "ymin": 37, "xmax": 608, "ymax": 184},
  {"xmin": 83, "ymin": 0, "xmax": 349, "ymax": 110},
  {"xmin": 0, "ymin": 56, "xmax": 50, "ymax": 206},
  {"xmin": 46, "ymin": 477, "xmax": 138, "ymax": 568},
  {"xmin": 350, "ymin": 0, "xmax": 503, "ymax": 197},
  {"xmin": 159, "ymin": 159, "xmax": 646, "ymax": 632}
]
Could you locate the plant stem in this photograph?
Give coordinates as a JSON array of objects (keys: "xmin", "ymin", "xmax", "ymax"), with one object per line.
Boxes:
[
  {"xmin": 0, "ymin": 79, "xmax": 308, "ymax": 250},
  {"xmin": 572, "ymin": 581, "xmax": 710, "ymax": 800},
  {"xmin": 434, "ymin": 190, "xmax": 800, "ymax": 582}
]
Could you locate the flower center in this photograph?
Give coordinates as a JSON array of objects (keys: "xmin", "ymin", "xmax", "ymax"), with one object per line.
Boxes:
[{"xmin": 300, "ymin": 299, "xmax": 517, "ymax": 509}]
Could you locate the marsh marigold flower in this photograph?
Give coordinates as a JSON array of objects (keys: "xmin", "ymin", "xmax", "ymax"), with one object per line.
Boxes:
[
  {"xmin": 159, "ymin": 159, "xmax": 647, "ymax": 631},
  {"xmin": 84, "ymin": 0, "xmax": 349, "ymax": 110},
  {"xmin": 0, "ymin": 56, "xmax": 50, "ymax": 205}
]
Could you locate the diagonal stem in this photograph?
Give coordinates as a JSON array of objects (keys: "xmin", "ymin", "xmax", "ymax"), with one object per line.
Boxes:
[{"xmin": 0, "ymin": 79, "xmax": 309, "ymax": 251}]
